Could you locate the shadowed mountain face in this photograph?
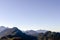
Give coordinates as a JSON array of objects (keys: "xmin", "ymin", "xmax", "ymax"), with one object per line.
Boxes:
[{"xmin": 0, "ymin": 27, "xmax": 37, "ymax": 40}]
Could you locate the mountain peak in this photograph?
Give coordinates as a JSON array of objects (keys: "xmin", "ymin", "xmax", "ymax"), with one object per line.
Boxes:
[
  {"xmin": 12, "ymin": 27, "xmax": 20, "ymax": 32},
  {"xmin": 12, "ymin": 27, "xmax": 18, "ymax": 30}
]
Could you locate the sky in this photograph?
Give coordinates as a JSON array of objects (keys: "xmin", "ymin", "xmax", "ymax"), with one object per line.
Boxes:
[{"xmin": 0, "ymin": 0, "xmax": 60, "ymax": 32}]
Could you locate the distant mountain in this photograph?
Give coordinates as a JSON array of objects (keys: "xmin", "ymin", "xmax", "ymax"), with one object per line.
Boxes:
[
  {"xmin": 24, "ymin": 30, "xmax": 47, "ymax": 37},
  {"xmin": 0, "ymin": 26, "xmax": 8, "ymax": 32},
  {"xmin": 36, "ymin": 30, "xmax": 47, "ymax": 33},
  {"xmin": 0, "ymin": 27, "xmax": 37, "ymax": 40},
  {"xmin": 24, "ymin": 30, "xmax": 39, "ymax": 36}
]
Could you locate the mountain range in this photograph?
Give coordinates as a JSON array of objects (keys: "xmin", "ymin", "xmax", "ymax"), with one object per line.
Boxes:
[
  {"xmin": 0, "ymin": 26, "xmax": 37, "ymax": 40},
  {"xmin": 0, "ymin": 26, "xmax": 60, "ymax": 40},
  {"xmin": 0, "ymin": 26, "xmax": 48, "ymax": 37}
]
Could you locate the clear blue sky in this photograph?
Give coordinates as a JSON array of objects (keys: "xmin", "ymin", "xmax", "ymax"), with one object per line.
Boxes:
[{"xmin": 0, "ymin": 0, "xmax": 60, "ymax": 32}]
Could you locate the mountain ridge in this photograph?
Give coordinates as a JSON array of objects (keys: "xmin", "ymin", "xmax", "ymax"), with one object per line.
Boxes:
[{"xmin": 0, "ymin": 27, "xmax": 37, "ymax": 40}]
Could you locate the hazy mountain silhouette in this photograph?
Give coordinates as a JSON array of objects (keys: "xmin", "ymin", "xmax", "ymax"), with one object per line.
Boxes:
[
  {"xmin": 25, "ymin": 30, "xmax": 39, "ymax": 37},
  {"xmin": 36, "ymin": 30, "xmax": 47, "ymax": 33},
  {"xmin": 24, "ymin": 30, "xmax": 47, "ymax": 37}
]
